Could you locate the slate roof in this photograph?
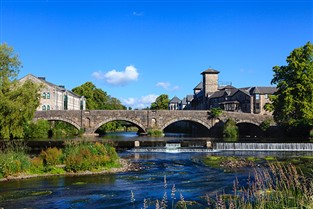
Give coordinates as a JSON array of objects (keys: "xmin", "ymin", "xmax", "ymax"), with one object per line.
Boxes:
[
  {"xmin": 201, "ymin": 68, "xmax": 220, "ymax": 74},
  {"xmin": 219, "ymin": 85, "xmax": 236, "ymax": 90},
  {"xmin": 251, "ymin": 87, "xmax": 277, "ymax": 94},
  {"xmin": 186, "ymin": 95, "xmax": 194, "ymax": 102},
  {"xmin": 181, "ymin": 97, "xmax": 187, "ymax": 105},
  {"xmin": 193, "ymin": 82, "xmax": 203, "ymax": 90},
  {"xmin": 169, "ymin": 96, "xmax": 181, "ymax": 103},
  {"xmin": 22, "ymin": 74, "xmax": 82, "ymax": 98},
  {"xmin": 209, "ymin": 88, "xmax": 238, "ymax": 99}
]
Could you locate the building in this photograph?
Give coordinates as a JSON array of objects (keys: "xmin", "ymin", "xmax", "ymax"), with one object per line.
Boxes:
[
  {"xmin": 169, "ymin": 68, "xmax": 276, "ymax": 115},
  {"xmin": 19, "ymin": 74, "xmax": 86, "ymax": 111},
  {"xmin": 168, "ymin": 96, "xmax": 181, "ymax": 110}
]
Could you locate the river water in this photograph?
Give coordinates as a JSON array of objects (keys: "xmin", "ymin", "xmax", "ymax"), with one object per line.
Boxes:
[{"xmin": 0, "ymin": 133, "xmax": 312, "ymax": 209}]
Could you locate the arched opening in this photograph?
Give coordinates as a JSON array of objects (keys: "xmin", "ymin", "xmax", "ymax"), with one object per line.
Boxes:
[
  {"xmin": 94, "ymin": 119, "xmax": 146, "ymax": 138},
  {"xmin": 163, "ymin": 120, "xmax": 210, "ymax": 137},
  {"xmin": 30, "ymin": 119, "xmax": 81, "ymax": 139},
  {"xmin": 236, "ymin": 122, "xmax": 263, "ymax": 138}
]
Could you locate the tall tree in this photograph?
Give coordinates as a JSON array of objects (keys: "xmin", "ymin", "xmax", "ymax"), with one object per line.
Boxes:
[
  {"xmin": 270, "ymin": 42, "xmax": 313, "ymax": 128},
  {"xmin": 72, "ymin": 82, "xmax": 126, "ymax": 110},
  {"xmin": 150, "ymin": 94, "xmax": 169, "ymax": 110},
  {"xmin": 0, "ymin": 43, "xmax": 41, "ymax": 139}
]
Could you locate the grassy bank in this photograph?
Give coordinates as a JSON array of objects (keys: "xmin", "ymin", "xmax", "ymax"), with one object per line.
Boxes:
[{"xmin": 0, "ymin": 141, "xmax": 122, "ymax": 179}]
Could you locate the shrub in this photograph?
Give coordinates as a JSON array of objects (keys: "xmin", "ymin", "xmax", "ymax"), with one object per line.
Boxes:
[
  {"xmin": 29, "ymin": 157, "xmax": 44, "ymax": 174},
  {"xmin": 51, "ymin": 121, "xmax": 80, "ymax": 138},
  {"xmin": 39, "ymin": 147, "xmax": 63, "ymax": 166},
  {"xmin": 63, "ymin": 141, "xmax": 120, "ymax": 172},
  {"xmin": 223, "ymin": 119, "xmax": 238, "ymax": 140},
  {"xmin": 209, "ymin": 107, "xmax": 222, "ymax": 118},
  {"xmin": 147, "ymin": 129, "xmax": 164, "ymax": 137},
  {"xmin": 0, "ymin": 143, "xmax": 31, "ymax": 177},
  {"xmin": 260, "ymin": 118, "xmax": 272, "ymax": 132},
  {"xmin": 25, "ymin": 119, "xmax": 50, "ymax": 139}
]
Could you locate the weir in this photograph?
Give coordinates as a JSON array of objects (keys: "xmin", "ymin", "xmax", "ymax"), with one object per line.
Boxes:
[
  {"xmin": 214, "ymin": 142, "xmax": 313, "ymax": 151},
  {"xmin": 131, "ymin": 140, "xmax": 215, "ymax": 153}
]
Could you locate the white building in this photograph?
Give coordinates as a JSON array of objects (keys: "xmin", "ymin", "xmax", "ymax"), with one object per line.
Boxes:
[{"xmin": 19, "ymin": 74, "xmax": 86, "ymax": 111}]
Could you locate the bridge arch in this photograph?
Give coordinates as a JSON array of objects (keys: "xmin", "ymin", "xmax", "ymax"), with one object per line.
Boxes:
[
  {"xmin": 91, "ymin": 117, "xmax": 146, "ymax": 134},
  {"xmin": 33, "ymin": 117, "xmax": 81, "ymax": 130},
  {"xmin": 160, "ymin": 117, "xmax": 212, "ymax": 131},
  {"xmin": 235, "ymin": 120, "xmax": 260, "ymax": 127}
]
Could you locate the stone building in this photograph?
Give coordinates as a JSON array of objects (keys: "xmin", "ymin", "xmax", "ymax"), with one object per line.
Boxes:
[
  {"xmin": 19, "ymin": 74, "xmax": 86, "ymax": 111},
  {"xmin": 169, "ymin": 68, "xmax": 276, "ymax": 115},
  {"xmin": 168, "ymin": 96, "xmax": 181, "ymax": 110}
]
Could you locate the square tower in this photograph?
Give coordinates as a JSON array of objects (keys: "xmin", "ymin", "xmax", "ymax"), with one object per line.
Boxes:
[{"xmin": 201, "ymin": 68, "xmax": 219, "ymax": 96}]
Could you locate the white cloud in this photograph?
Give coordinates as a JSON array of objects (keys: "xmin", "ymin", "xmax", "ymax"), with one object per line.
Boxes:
[
  {"xmin": 123, "ymin": 94, "xmax": 158, "ymax": 109},
  {"xmin": 156, "ymin": 82, "xmax": 180, "ymax": 91},
  {"xmin": 133, "ymin": 11, "xmax": 144, "ymax": 16},
  {"xmin": 92, "ymin": 65, "xmax": 139, "ymax": 86}
]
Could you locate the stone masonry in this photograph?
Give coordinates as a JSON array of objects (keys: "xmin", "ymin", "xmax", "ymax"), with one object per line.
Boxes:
[{"xmin": 34, "ymin": 110, "xmax": 273, "ymax": 135}]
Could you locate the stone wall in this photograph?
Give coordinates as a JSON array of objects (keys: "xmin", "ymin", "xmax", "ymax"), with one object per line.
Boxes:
[{"xmin": 34, "ymin": 110, "xmax": 274, "ymax": 135}]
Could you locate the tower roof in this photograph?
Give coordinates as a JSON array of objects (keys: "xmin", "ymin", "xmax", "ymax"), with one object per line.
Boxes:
[{"xmin": 201, "ymin": 68, "xmax": 220, "ymax": 74}]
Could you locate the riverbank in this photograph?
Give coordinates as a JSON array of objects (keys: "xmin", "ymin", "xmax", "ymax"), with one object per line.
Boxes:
[{"xmin": 0, "ymin": 158, "xmax": 140, "ymax": 182}]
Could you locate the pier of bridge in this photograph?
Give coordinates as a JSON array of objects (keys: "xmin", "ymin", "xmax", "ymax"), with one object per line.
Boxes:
[{"xmin": 34, "ymin": 110, "xmax": 273, "ymax": 136}]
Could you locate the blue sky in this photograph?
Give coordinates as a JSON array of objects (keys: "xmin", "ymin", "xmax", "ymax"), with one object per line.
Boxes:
[{"xmin": 1, "ymin": 0, "xmax": 312, "ymax": 109}]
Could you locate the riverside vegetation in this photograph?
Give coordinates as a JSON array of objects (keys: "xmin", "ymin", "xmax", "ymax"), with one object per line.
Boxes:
[
  {"xmin": 129, "ymin": 157, "xmax": 313, "ymax": 209},
  {"xmin": 0, "ymin": 141, "xmax": 121, "ymax": 179}
]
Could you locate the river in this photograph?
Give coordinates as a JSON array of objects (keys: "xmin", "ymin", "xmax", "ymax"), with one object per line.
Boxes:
[{"xmin": 0, "ymin": 132, "xmax": 312, "ymax": 209}]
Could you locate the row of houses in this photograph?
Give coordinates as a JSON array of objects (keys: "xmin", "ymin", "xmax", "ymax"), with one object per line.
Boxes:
[
  {"xmin": 20, "ymin": 74, "xmax": 86, "ymax": 111},
  {"xmin": 169, "ymin": 69, "xmax": 276, "ymax": 115}
]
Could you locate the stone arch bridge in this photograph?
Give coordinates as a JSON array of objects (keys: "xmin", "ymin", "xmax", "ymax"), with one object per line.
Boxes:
[{"xmin": 34, "ymin": 110, "xmax": 273, "ymax": 135}]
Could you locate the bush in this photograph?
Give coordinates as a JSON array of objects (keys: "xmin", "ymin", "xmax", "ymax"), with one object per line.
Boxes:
[
  {"xmin": 209, "ymin": 107, "xmax": 222, "ymax": 118},
  {"xmin": 51, "ymin": 121, "xmax": 80, "ymax": 138},
  {"xmin": 0, "ymin": 142, "xmax": 31, "ymax": 177},
  {"xmin": 25, "ymin": 119, "xmax": 50, "ymax": 139},
  {"xmin": 39, "ymin": 147, "xmax": 63, "ymax": 166},
  {"xmin": 260, "ymin": 118, "xmax": 272, "ymax": 132},
  {"xmin": 63, "ymin": 141, "xmax": 120, "ymax": 172},
  {"xmin": 223, "ymin": 119, "xmax": 238, "ymax": 140},
  {"xmin": 147, "ymin": 129, "xmax": 164, "ymax": 137},
  {"xmin": 29, "ymin": 157, "xmax": 44, "ymax": 174}
]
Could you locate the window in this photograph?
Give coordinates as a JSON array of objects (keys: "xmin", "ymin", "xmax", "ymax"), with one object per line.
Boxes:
[
  {"xmin": 255, "ymin": 94, "xmax": 260, "ymax": 100},
  {"xmin": 47, "ymin": 92, "xmax": 50, "ymax": 99},
  {"xmin": 64, "ymin": 95, "xmax": 68, "ymax": 110},
  {"xmin": 42, "ymin": 92, "xmax": 46, "ymax": 99},
  {"xmin": 265, "ymin": 94, "xmax": 268, "ymax": 99},
  {"xmin": 47, "ymin": 105, "xmax": 50, "ymax": 110},
  {"xmin": 42, "ymin": 105, "xmax": 46, "ymax": 111}
]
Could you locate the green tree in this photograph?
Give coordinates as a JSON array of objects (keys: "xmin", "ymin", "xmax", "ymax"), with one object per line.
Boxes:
[
  {"xmin": 72, "ymin": 82, "xmax": 125, "ymax": 110},
  {"xmin": 270, "ymin": 42, "xmax": 313, "ymax": 129},
  {"xmin": 0, "ymin": 43, "xmax": 41, "ymax": 139},
  {"xmin": 150, "ymin": 94, "xmax": 169, "ymax": 110},
  {"xmin": 223, "ymin": 119, "xmax": 238, "ymax": 140}
]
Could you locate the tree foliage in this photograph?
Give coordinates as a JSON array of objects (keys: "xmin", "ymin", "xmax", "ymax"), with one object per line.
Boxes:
[
  {"xmin": 223, "ymin": 118, "xmax": 238, "ymax": 140},
  {"xmin": 0, "ymin": 43, "xmax": 41, "ymax": 139},
  {"xmin": 150, "ymin": 94, "xmax": 169, "ymax": 110},
  {"xmin": 72, "ymin": 82, "xmax": 126, "ymax": 110},
  {"xmin": 270, "ymin": 42, "xmax": 313, "ymax": 127}
]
